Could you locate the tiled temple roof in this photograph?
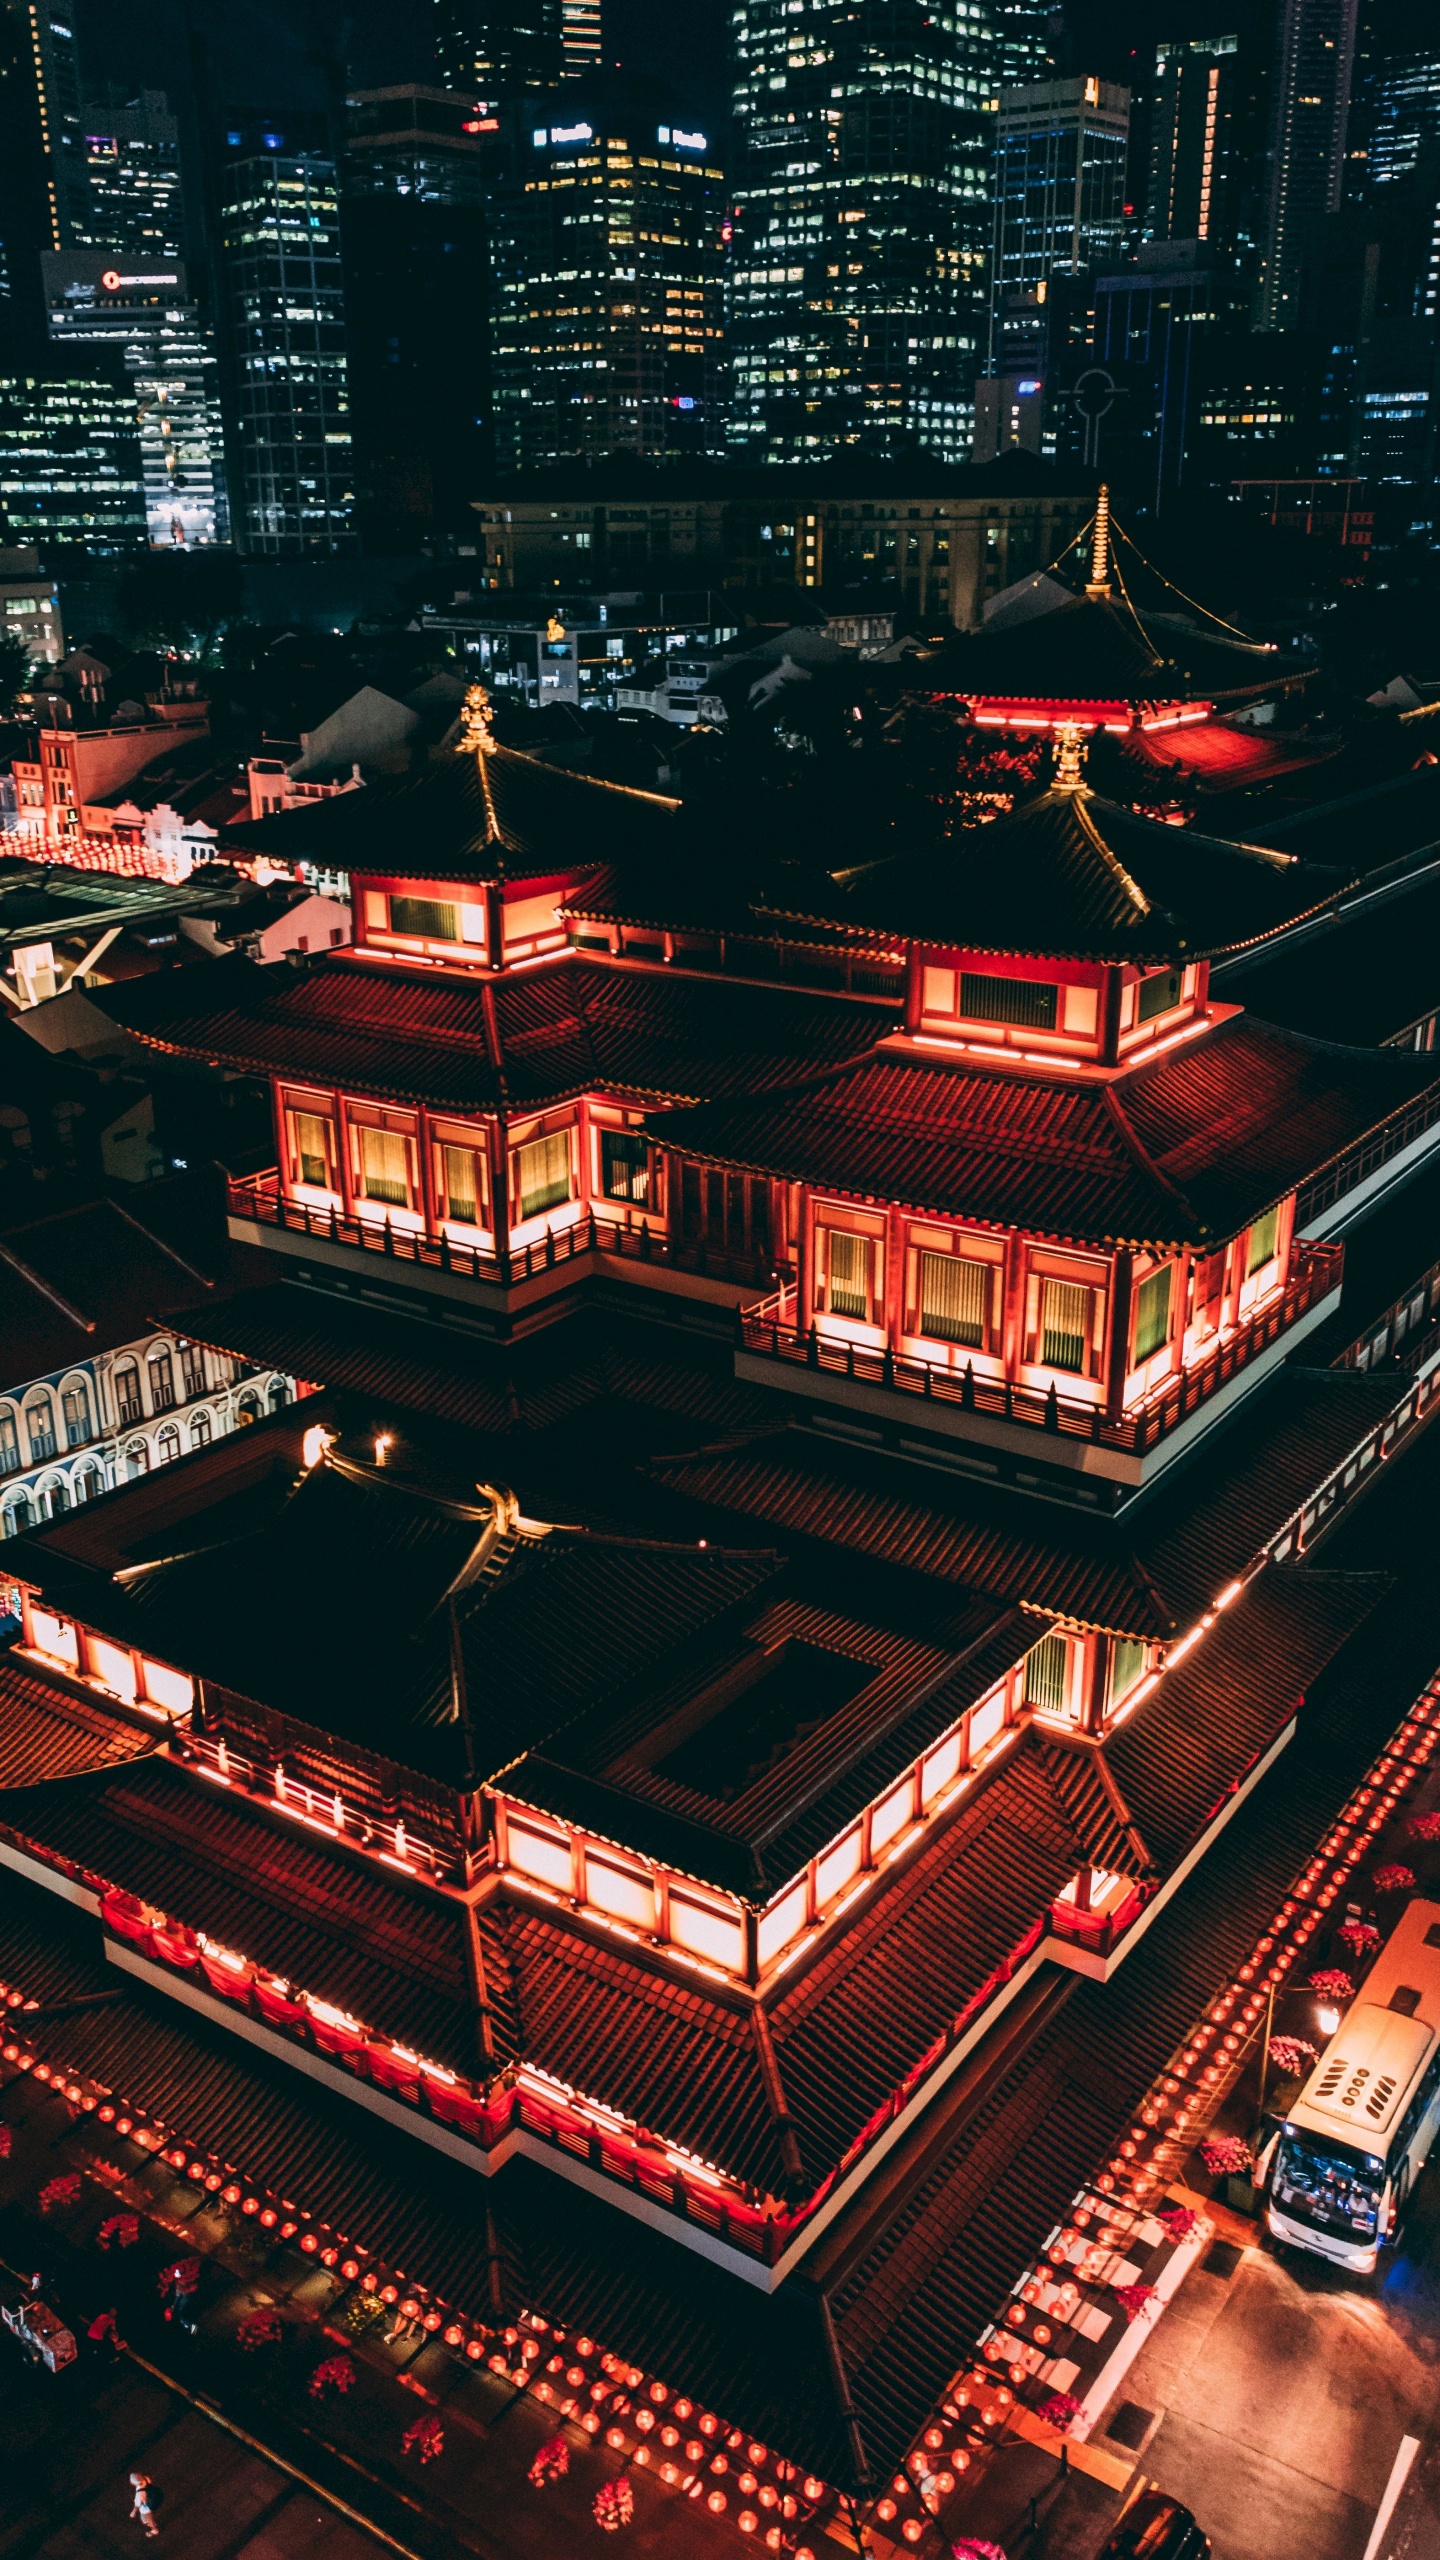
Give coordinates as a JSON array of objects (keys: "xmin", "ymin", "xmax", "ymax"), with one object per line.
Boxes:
[
  {"xmin": 98, "ymin": 948, "xmax": 897, "ymax": 1113},
  {"xmin": 925, "ymin": 587, "xmax": 1296, "ymax": 708},
  {"xmin": 222, "ymin": 739, "xmax": 680, "ymax": 881},
  {"xmin": 1213, "ymin": 871, "xmax": 1440, "ymax": 1047},
  {"xmin": 0, "ymin": 1653, "xmax": 160, "ymax": 1788},
  {"xmin": 652, "ymin": 1013, "xmax": 1440, "ymax": 1249}
]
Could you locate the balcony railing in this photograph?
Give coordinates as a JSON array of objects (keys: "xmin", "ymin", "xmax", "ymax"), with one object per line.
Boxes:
[
  {"xmin": 737, "ymin": 1237, "xmax": 1344, "ymax": 1459},
  {"xmin": 227, "ymin": 1170, "xmax": 774, "ymax": 1296}
]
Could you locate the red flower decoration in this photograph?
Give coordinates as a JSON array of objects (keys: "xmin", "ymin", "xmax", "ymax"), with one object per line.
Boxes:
[
  {"xmin": 309, "ymin": 2353, "xmax": 356, "ymax": 2399},
  {"xmin": 97, "ymin": 2213, "xmax": 140, "ymax": 2250},
  {"xmin": 1156, "ymin": 2204, "xmax": 1195, "ymax": 2239},
  {"xmin": 236, "ymin": 2307, "xmax": 284, "ymax": 2351},
  {"xmin": 1374, "ymin": 1864, "xmax": 1415, "ymax": 1894},
  {"xmin": 1036, "ymin": 2391, "xmax": 1083, "ymax": 2433},
  {"xmin": 38, "ymin": 2174, "xmax": 82, "ymax": 2215},
  {"xmin": 530, "ymin": 2433, "xmax": 571, "ymax": 2489},
  {"xmin": 1337, "ymin": 1921, "xmax": 1381, "ymax": 1963},
  {"xmin": 1113, "ymin": 2283, "xmax": 1157, "ymax": 2323},
  {"xmin": 0, "ymin": 2126, "xmax": 11, "ymax": 2159},
  {"xmin": 401, "ymin": 2414, "xmax": 444, "ymax": 2464},
  {"xmin": 1408, "ymin": 1812, "xmax": 1440, "ymax": 1842},
  {"xmin": 1200, "ymin": 2134, "xmax": 1253, "ymax": 2177},
  {"xmin": 1268, "ymin": 2036, "xmax": 1318, "ymax": 2079},
  {"xmin": 593, "ymin": 2477, "xmax": 635, "ymax": 2532},
  {"xmin": 1307, "ymin": 1969, "xmax": 1354, "ymax": 2001}
]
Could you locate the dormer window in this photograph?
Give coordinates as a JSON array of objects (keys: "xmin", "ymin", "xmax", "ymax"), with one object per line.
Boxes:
[{"xmin": 392, "ymin": 894, "xmax": 458, "ymax": 942}]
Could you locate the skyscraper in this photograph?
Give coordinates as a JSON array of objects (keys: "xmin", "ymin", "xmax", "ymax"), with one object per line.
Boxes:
[
  {"xmin": 435, "ymin": 0, "xmax": 562, "ymax": 101},
  {"xmin": 41, "ymin": 254, "xmax": 228, "ymax": 547},
  {"xmin": 975, "ymin": 74, "xmax": 1129, "ymax": 463},
  {"xmin": 75, "ymin": 91, "xmax": 186, "ymax": 264},
  {"xmin": 0, "ymin": 0, "xmax": 86, "ymax": 348},
  {"xmin": 1357, "ymin": 50, "xmax": 1440, "ymax": 189},
  {"xmin": 492, "ymin": 101, "xmax": 725, "ymax": 472},
  {"xmin": 216, "ymin": 142, "xmax": 353, "ymax": 554},
  {"xmin": 343, "ymin": 87, "xmax": 494, "ymax": 549},
  {"xmin": 560, "ymin": 0, "xmax": 603, "ymax": 81},
  {"xmin": 0, "ymin": 363, "xmax": 146, "ymax": 549},
  {"xmin": 727, "ymin": 0, "xmax": 1002, "ymax": 463},
  {"xmin": 1145, "ymin": 38, "xmax": 1241, "ymax": 251},
  {"xmin": 1256, "ymin": 0, "xmax": 1360, "ymax": 330}
]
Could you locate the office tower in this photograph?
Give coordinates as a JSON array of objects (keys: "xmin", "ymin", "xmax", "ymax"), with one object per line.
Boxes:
[
  {"xmin": 41, "ymin": 254, "xmax": 228, "ymax": 547},
  {"xmin": 435, "ymin": 0, "xmax": 562, "ymax": 100},
  {"xmin": 216, "ymin": 143, "xmax": 353, "ymax": 555},
  {"xmin": 560, "ymin": 0, "xmax": 603, "ymax": 81},
  {"xmin": 75, "ymin": 91, "xmax": 186, "ymax": 264},
  {"xmin": 974, "ymin": 74, "xmax": 1129, "ymax": 464},
  {"xmin": 1145, "ymin": 37, "xmax": 1241, "ymax": 249},
  {"xmin": 0, "ymin": 0, "xmax": 86, "ymax": 349},
  {"xmin": 0, "ymin": 363, "xmax": 146, "ymax": 549},
  {"xmin": 343, "ymin": 87, "xmax": 494, "ymax": 550},
  {"xmin": 1358, "ymin": 51, "xmax": 1440, "ymax": 189},
  {"xmin": 1256, "ymin": 0, "xmax": 1360, "ymax": 330},
  {"xmin": 728, "ymin": 0, "xmax": 999, "ymax": 464},
  {"xmin": 492, "ymin": 103, "xmax": 725, "ymax": 472}
]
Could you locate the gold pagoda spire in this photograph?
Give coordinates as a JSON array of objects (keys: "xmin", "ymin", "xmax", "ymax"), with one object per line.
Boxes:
[
  {"xmin": 458, "ymin": 682, "xmax": 495, "ymax": 753},
  {"xmin": 1086, "ymin": 485, "xmax": 1112, "ymax": 596},
  {"xmin": 1051, "ymin": 722, "xmax": 1088, "ymax": 791}
]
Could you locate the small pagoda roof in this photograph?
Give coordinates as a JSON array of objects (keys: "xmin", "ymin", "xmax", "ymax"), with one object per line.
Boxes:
[
  {"xmin": 650, "ymin": 1011, "xmax": 1440, "ymax": 1251},
  {"xmin": 931, "ymin": 590, "xmax": 1292, "ymax": 709},
  {"xmin": 769, "ymin": 778, "xmax": 1350, "ymax": 966},
  {"xmin": 0, "ymin": 1651, "xmax": 160, "ymax": 1789},
  {"xmin": 221, "ymin": 737, "xmax": 680, "ymax": 884},
  {"xmin": 95, "ymin": 949, "xmax": 897, "ymax": 1113}
]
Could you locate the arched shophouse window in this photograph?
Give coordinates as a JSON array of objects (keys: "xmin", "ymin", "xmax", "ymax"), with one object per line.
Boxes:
[
  {"xmin": 0, "ymin": 1408, "xmax": 18, "ymax": 1474},
  {"xmin": 114, "ymin": 1361, "xmax": 142, "ymax": 1426},
  {"xmin": 235, "ymin": 1393, "xmax": 261, "ymax": 1427},
  {"xmin": 124, "ymin": 1441, "xmax": 149, "ymax": 1480},
  {"xmin": 73, "ymin": 1463, "xmax": 104, "ymax": 1505},
  {"xmin": 268, "ymin": 1377, "xmax": 290, "ymax": 1411},
  {"xmin": 189, "ymin": 1409, "xmax": 212, "ymax": 1450},
  {"xmin": 62, "ymin": 1381, "xmax": 91, "ymax": 1448},
  {"xmin": 155, "ymin": 1423, "xmax": 181, "ymax": 1466},
  {"xmin": 38, "ymin": 1476, "xmax": 69, "ymax": 1518},
  {"xmin": 25, "ymin": 1398, "xmax": 56, "ymax": 1463},
  {"xmin": 148, "ymin": 1347, "xmax": 176, "ymax": 1412},
  {"xmin": 2, "ymin": 1492, "xmax": 34, "ymax": 1535}
]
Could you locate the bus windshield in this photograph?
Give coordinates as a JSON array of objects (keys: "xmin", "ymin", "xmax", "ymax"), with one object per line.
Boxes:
[{"xmin": 1272, "ymin": 2129, "xmax": 1384, "ymax": 2240}]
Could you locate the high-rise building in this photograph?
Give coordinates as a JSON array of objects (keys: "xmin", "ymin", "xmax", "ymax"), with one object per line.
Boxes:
[
  {"xmin": 343, "ymin": 87, "xmax": 494, "ymax": 550},
  {"xmin": 0, "ymin": 0, "xmax": 86, "ymax": 349},
  {"xmin": 435, "ymin": 0, "xmax": 562, "ymax": 101},
  {"xmin": 0, "ymin": 363, "xmax": 146, "ymax": 549},
  {"xmin": 1145, "ymin": 37, "xmax": 1241, "ymax": 251},
  {"xmin": 41, "ymin": 254, "xmax": 228, "ymax": 548},
  {"xmin": 215, "ymin": 144, "xmax": 353, "ymax": 555},
  {"xmin": 75, "ymin": 91, "xmax": 186, "ymax": 265},
  {"xmin": 727, "ymin": 0, "xmax": 1000, "ymax": 464},
  {"xmin": 1256, "ymin": 0, "xmax": 1360, "ymax": 331},
  {"xmin": 1357, "ymin": 50, "xmax": 1440, "ymax": 189},
  {"xmin": 974, "ymin": 75, "xmax": 1130, "ymax": 464},
  {"xmin": 560, "ymin": 0, "xmax": 602, "ymax": 81},
  {"xmin": 492, "ymin": 102, "xmax": 725, "ymax": 473}
]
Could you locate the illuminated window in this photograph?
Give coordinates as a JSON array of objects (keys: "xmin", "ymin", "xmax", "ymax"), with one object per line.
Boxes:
[
  {"xmin": 1110, "ymin": 1637, "xmax": 1147, "ymax": 1703},
  {"xmin": 25, "ymin": 1399, "xmax": 55, "ymax": 1463},
  {"xmin": 189, "ymin": 1410, "xmax": 212, "ymax": 1450},
  {"xmin": 293, "ymin": 1110, "xmax": 332, "ymax": 1188},
  {"xmin": 516, "ymin": 1129, "xmax": 572, "ymax": 1220},
  {"xmin": 1041, "ymin": 1278, "xmax": 1090, "ymax": 1373},
  {"xmin": 960, "ymin": 970, "xmax": 1058, "ymax": 1030},
  {"xmin": 1024, "ymin": 1632, "xmax": 1071, "ymax": 1716},
  {"xmin": 359, "ymin": 1126, "xmax": 410, "ymax": 1208},
  {"xmin": 0, "ymin": 1410, "xmax": 17, "ymax": 1474},
  {"xmin": 439, "ymin": 1142, "xmax": 486, "ymax": 1226},
  {"xmin": 148, "ymin": 1349, "xmax": 175, "ymax": 1412},
  {"xmin": 114, "ymin": 1362, "xmax": 142, "ymax": 1426},
  {"xmin": 62, "ymin": 1385, "xmax": 90, "ymax": 1448},
  {"xmin": 601, "ymin": 1129, "xmax": 649, "ymax": 1203},
  {"xmin": 1248, "ymin": 1206, "xmax": 1280, "ymax": 1274},
  {"xmin": 1137, "ymin": 966, "xmax": 1182, "ymax": 1023},
  {"xmin": 1134, "ymin": 1265, "xmax": 1172, "ymax": 1362},
  {"xmin": 390, "ymin": 894, "xmax": 457, "ymax": 941},
  {"xmin": 819, "ymin": 1226, "xmax": 879, "ymax": 1320},
  {"xmin": 918, "ymin": 1250, "xmax": 988, "ymax": 1347}
]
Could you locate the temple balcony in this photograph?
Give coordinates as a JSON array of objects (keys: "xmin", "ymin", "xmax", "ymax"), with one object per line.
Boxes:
[
  {"xmin": 735, "ymin": 1236, "xmax": 1345, "ymax": 1493},
  {"xmin": 226, "ymin": 1169, "xmax": 771, "ymax": 1327}
]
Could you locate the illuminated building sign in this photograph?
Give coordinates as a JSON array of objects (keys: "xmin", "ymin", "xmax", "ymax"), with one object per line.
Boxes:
[
  {"xmin": 100, "ymin": 270, "xmax": 179, "ymax": 290},
  {"xmin": 658, "ymin": 124, "xmax": 708, "ymax": 151},
  {"xmin": 535, "ymin": 121, "xmax": 594, "ymax": 146}
]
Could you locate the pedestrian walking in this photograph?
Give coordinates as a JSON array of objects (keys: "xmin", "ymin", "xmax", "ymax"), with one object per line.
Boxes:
[
  {"xmin": 88, "ymin": 2307, "xmax": 126, "ymax": 2356},
  {"xmin": 129, "ymin": 2473, "xmax": 159, "ymax": 2538}
]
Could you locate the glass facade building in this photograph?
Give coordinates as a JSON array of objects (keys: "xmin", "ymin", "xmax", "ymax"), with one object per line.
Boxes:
[
  {"xmin": 0, "ymin": 365, "xmax": 146, "ymax": 548},
  {"xmin": 217, "ymin": 148, "xmax": 354, "ymax": 555},
  {"xmin": 75, "ymin": 91, "xmax": 186, "ymax": 264},
  {"xmin": 435, "ymin": 0, "xmax": 563, "ymax": 99},
  {"xmin": 40, "ymin": 254, "xmax": 228, "ymax": 548}
]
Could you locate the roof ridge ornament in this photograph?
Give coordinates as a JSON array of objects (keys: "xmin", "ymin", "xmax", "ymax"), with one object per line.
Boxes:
[
  {"xmin": 458, "ymin": 683, "xmax": 495, "ymax": 754},
  {"xmin": 1086, "ymin": 484, "xmax": 1112, "ymax": 596},
  {"xmin": 1051, "ymin": 722, "xmax": 1088, "ymax": 793}
]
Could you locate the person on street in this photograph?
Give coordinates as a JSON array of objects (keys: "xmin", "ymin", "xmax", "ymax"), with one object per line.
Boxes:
[
  {"xmin": 88, "ymin": 2307, "xmax": 126, "ymax": 2355},
  {"xmin": 129, "ymin": 2473, "xmax": 158, "ymax": 2537}
]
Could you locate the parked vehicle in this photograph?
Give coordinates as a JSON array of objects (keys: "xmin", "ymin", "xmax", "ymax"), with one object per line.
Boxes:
[
  {"xmin": 1, "ymin": 2290, "xmax": 77, "ymax": 2371},
  {"xmin": 1097, "ymin": 2489, "xmax": 1211, "ymax": 2558}
]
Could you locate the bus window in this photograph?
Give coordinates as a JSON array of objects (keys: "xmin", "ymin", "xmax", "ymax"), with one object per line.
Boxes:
[{"xmin": 1270, "ymin": 2131, "xmax": 1384, "ymax": 2244}]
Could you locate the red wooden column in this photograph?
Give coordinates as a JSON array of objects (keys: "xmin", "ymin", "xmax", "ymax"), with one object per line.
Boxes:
[
  {"xmin": 1105, "ymin": 1249, "xmax": 1133, "ymax": 1424},
  {"xmin": 1082, "ymin": 1634, "xmax": 1111, "ymax": 1735}
]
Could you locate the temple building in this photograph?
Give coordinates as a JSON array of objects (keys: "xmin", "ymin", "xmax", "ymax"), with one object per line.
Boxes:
[{"xmin": 2, "ymin": 676, "xmax": 1440, "ymax": 2504}]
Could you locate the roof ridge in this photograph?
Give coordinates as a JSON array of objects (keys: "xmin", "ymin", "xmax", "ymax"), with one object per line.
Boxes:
[
  {"xmin": 1069, "ymin": 789, "xmax": 1154, "ymax": 920},
  {"xmin": 1097, "ymin": 1078, "xmax": 1200, "ymax": 1227}
]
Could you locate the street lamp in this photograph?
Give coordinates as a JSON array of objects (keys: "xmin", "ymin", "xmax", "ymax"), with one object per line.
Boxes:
[{"xmin": 1317, "ymin": 2005, "xmax": 1341, "ymax": 2037}]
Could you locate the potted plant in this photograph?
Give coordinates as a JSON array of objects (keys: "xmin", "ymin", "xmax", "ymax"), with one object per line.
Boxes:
[{"xmin": 1200, "ymin": 2133, "xmax": 1256, "ymax": 2213}]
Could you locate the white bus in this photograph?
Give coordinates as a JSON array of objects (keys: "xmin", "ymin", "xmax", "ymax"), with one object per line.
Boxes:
[{"xmin": 1258, "ymin": 1895, "xmax": 1440, "ymax": 2274}]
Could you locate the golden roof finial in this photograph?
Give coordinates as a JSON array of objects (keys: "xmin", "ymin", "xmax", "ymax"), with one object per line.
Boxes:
[
  {"xmin": 1087, "ymin": 484, "xmax": 1112, "ymax": 595},
  {"xmin": 459, "ymin": 682, "xmax": 494, "ymax": 753},
  {"xmin": 1052, "ymin": 722, "xmax": 1088, "ymax": 791}
]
